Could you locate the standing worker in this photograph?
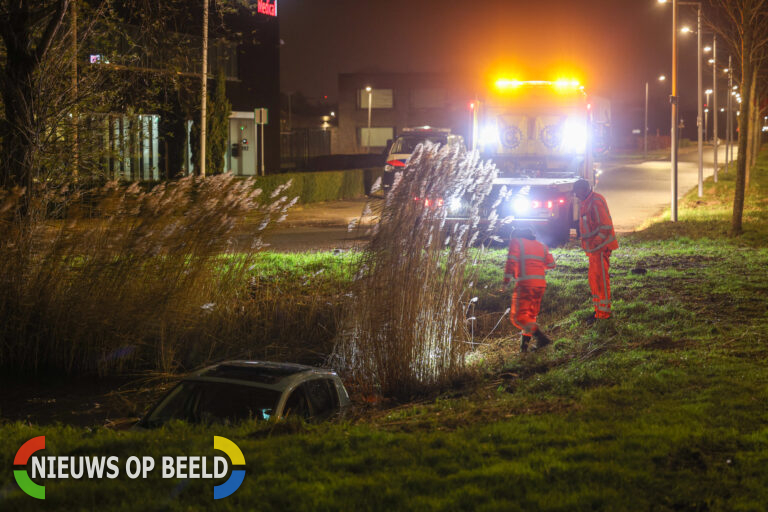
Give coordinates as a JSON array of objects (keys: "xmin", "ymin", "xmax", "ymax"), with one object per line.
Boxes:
[
  {"xmin": 573, "ymin": 179, "xmax": 618, "ymax": 324},
  {"xmin": 503, "ymin": 228, "xmax": 556, "ymax": 353}
]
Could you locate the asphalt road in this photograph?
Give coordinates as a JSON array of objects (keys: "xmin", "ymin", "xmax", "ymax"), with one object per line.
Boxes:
[
  {"xmin": 597, "ymin": 145, "xmax": 730, "ymax": 232},
  {"xmin": 262, "ymin": 145, "xmax": 733, "ymax": 251}
]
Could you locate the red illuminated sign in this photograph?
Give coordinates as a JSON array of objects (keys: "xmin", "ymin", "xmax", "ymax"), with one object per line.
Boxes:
[{"xmin": 257, "ymin": 0, "xmax": 277, "ymax": 16}]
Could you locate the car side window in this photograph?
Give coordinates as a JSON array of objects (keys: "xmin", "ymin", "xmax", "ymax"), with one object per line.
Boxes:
[
  {"xmin": 305, "ymin": 379, "xmax": 338, "ymax": 419},
  {"xmin": 283, "ymin": 386, "xmax": 310, "ymax": 420}
]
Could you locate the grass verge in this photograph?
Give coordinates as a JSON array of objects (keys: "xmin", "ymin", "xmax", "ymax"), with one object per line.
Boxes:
[{"xmin": 1, "ymin": 150, "xmax": 767, "ymax": 510}]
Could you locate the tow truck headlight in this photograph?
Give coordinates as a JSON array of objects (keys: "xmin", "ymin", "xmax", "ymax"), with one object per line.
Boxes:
[
  {"xmin": 561, "ymin": 118, "xmax": 587, "ymax": 153},
  {"xmin": 478, "ymin": 124, "xmax": 500, "ymax": 147},
  {"xmin": 512, "ymin": 197, "xmax": 530, "ymax": 214}
]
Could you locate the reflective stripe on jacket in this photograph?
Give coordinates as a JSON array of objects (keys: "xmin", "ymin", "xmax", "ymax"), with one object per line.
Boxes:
[
  {"xmin": 578, "ymin": 191, "xmax": 618, "ymax": 253},
  {"xmin": 503, "ymin": 237, "xmax": 555, "ymax": 287}
]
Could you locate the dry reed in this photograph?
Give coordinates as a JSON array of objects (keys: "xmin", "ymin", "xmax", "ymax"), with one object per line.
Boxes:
[
  {"xmin": 0, "ymin": 174, "xmax": 303, "ymax": 376},
  {"xmin": 332, "ymin": 143, "xmax": 497, "ymax": 400}
]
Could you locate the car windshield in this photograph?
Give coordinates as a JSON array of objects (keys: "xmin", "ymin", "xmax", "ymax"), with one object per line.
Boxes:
[
  {"xmin": 391, "ymin": 135, "xmax": 447, "ymax": 155},
  {"xmin": 143, "ymin": 380, "xmax": 281, "ymax": 427}
]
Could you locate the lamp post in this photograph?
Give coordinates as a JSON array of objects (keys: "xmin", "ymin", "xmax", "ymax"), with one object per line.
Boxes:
[
  {"xmin": 680, "ymin": 1, "xmax": 703, "ymax": 197},
  {"xmin": 645, "ymin": 75, "xmax": 667, "ymax": 158},
  {"xmin": 658, "ymin": 0, "xmax": 679, "ymax": 221},
  {"xmin": 725, "ymin": 59, "xmax": 732, "ymax": 172},
  {"xmin": 711, "ymin": 35, "xmax": 718, "ymax": 182},
  {"xmin": 671, "ymin": 0, "xmax": 679, "ymax": 221},
  {"xmin": 704, "ymin": 88, "xmax": 712, "ymax": 140},
  {"xmin": 365, "ymin": 86, "xmax": 372, "ymax": 153},
  {"xmin": 644, "ymin": 81, "xmax": 649, "ymax": 158}
]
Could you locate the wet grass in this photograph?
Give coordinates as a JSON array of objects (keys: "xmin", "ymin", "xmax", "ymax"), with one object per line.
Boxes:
[{"xmin": 2, "ymin": 150, "xmax": 767, "ymax": 510}]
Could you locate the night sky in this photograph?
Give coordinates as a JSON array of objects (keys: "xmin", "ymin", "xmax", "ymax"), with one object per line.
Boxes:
[{"xmin": 280, "ymin": 0, "xmax": 716, "ymax": 136}]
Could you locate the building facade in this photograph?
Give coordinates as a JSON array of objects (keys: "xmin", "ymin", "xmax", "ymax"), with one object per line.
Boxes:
[
  {"xmin": 336, "ymin": 73, "xmax": 475, "ymax": 154},
  {"xmin": 93, "ymin": 1, "xmax": 280, "ymax": 180}
]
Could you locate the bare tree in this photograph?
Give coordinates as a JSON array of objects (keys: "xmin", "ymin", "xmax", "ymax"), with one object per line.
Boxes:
[{"xmin": 707, "ymin": 0, "xmax": 768, "ymax": 235}]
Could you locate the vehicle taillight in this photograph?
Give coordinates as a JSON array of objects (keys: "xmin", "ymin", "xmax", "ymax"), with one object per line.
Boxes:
[
  {"xmin": 387, "ymin": 160, "xmax": 406, "ymax": 167},
  {"xmin": 437, "ymin": 198, "xmax": 444, "ymax": 207},
  {"xmin": 547, "ymin": 200, "xmax": 553, "ymax": 209},
  {"xmin": 424, "ymin": 199, "xmax": 432, "ymax": 207},
  {"xmin": 558, "ymin": 198, "xmax": 566, "ymax": 204}
]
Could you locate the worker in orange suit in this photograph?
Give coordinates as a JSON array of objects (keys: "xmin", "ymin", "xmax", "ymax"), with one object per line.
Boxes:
[
  {"xmin": 573, "ymin": 179, "xmax": 618, "ymax": 324},
  {"xmin": 503, "ymin": 227, "xmax": 556, "ymax": 353}
]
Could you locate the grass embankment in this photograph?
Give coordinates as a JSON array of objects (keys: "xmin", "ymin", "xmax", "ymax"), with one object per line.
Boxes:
[{"xmin": 2, "ymin": 151, "xmax": 768, "ymax": 510}]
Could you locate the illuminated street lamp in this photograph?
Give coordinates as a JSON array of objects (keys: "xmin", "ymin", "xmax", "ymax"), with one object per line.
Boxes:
[
  {"xmin": 658, "ymin": 0, "xmax": 681, "ymax": 219},
  {"xmin": 365, "ymin": 85, "xmax": 372, "ymax": 153},
  {"xmin": 645, "ymin": 74, "xmax": 669, "ymax": 157},
  {"xmin": 678, "ymin": 1, "xmax": 704, "ymax": 197},
  {"xmin": 710, "ymin": 35, "xmax": 720, "ymax": 182},
  {"xmin": 705, "ymin": 88, "xmax": 712, "ymax": 140}
]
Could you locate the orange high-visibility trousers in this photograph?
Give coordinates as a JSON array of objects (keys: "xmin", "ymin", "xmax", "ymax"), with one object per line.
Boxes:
[
  {"xmin": 588, "ymin": 249, "xmax": 612, "ymax": 318},
  {"xmin": 510, "ymin": 284, "xmax": 546, "ymax": 335}
]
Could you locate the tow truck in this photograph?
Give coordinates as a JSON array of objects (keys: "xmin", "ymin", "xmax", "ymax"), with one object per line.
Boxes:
[{"xmin": 454, "ymin": 79, "xmax": 610, "ymax": 245}]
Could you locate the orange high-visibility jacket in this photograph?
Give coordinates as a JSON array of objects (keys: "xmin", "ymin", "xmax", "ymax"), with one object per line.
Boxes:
[
  {"xmin": 579, "ymin": 191, "xmax": 618, "ymax": 253},
  {"xmin": 503, "ymin": 238, "xmax": 555, "ymax": 287}
]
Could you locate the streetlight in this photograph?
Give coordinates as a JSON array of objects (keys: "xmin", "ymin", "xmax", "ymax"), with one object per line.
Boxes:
[
  {"xmin": 658, "ymin": 0, "xmax": 680, "ymax": 220},
  {"xmin": 710, "ymin": 35, "xmax": 719, "ymax": 182},
  {"xmin": 679, "ymin": 1, "xmax": 704, "ymax": 197},
  {"xmin": 644, "ymin": 74, "xmax": 668, "ymax": 158},
  {"xmin": 726, "ymin": 58, "xmax": 734, "ymax": 168},
  {"xmin": 704, "ymin": 88, "xmax": 712, "ymax": 140},
  {"xmin": 365, "ymin": 85, "xmax": 372, "ymax": 153}
]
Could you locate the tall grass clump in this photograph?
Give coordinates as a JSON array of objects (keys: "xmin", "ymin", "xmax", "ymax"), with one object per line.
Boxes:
[
  {"xmin": 332, "ymin": 143, "xmax": 497, "ymax": 400},
  {"xmin": 0, "ymin": 174, "xmax": 297, "ymax": 376}
]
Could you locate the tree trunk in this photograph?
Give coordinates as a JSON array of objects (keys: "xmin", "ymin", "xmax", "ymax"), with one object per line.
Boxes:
[
  {"xmin": 0, "ymin": 62, "xmax": 37, "ymax": 191},
  {"xmin": 731, "ymin": 30, "xmax": 755, "ymax": 237},
  {"xmin": 745, "ymin": 66, "xmax": 757, "ymax": 188},
  {"xmin": 0, "ymin": 0, "xmax": 70, "ymax": 190}
]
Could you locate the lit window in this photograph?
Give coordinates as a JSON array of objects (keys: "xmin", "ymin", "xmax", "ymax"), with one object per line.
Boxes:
[
  {"xmin": 359, "ymin": 127, "xmax": 394, "ymax": 148},
  {"xmin": 359, "ymin": 89, "xmax": 394, "ymax": 109}
]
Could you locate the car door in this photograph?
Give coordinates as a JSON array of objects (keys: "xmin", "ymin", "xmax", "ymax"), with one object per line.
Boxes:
[{"xmin": 304, "ymin": 378, "xmax": 339, "ymax": 420}]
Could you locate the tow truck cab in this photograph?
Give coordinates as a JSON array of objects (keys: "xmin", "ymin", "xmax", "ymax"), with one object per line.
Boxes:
[{"xmin": 469, "ymin": 79, "xmax": 609, "ymax": 245}]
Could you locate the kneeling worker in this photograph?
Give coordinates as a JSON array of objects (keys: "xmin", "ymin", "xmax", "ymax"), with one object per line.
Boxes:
[{"xmin": 503, "ymin": 228, "xmax": 556, "ymax": 353}]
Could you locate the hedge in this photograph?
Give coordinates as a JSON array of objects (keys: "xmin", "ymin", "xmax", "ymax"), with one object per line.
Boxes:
[{"xmin": 251, "ymin": 168, "xmax": 383, "ymax": 204}]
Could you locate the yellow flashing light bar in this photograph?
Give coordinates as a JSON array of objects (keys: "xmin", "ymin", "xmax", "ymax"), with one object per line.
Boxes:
[{"xmin": 494, "ymin": 78, "xmax": 583, "ymax": 91}]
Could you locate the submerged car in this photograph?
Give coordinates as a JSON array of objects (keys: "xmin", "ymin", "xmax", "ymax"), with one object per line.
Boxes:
[{"xmin": 139, "ymin": 361, "xmax": 351, "ymax": 427}]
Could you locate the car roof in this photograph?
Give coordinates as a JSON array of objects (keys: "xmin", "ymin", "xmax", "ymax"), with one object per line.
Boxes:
[{"xmin": 186, "ymin": 360, "xmax": 339, "ymax": 392}]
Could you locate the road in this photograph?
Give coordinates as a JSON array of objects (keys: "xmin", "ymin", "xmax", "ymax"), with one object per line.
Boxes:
[
  {"xmin": 597, "ymin": 145, "xmax": 730, "ymax": 231},
  {"xmin": 262, "ymin": 145, "xmax": 733, "ymax": 251}
]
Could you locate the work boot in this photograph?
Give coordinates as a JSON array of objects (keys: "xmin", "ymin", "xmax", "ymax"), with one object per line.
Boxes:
[
  {"xmin": 520, "ymin": 334, "xmax": 531, "ymax": 354},
  {"xmin": 585, "ymin": 312, "xmax": 597, "ymax": 326},
  {"xmin": 533, "ymin": 329, "xmax": 552, "ymax": 350}
]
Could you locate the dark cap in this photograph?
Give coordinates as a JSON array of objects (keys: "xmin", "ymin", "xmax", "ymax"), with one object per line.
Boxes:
[
  {"xmin": 573, "ymin": 179, "xmax": 592, "ymax": 199},
  {"xmin": 511, "ymin": 227, "xmax": 536, "ymax": 240}
]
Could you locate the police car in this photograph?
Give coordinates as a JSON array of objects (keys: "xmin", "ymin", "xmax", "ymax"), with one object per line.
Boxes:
[{"xmin": 382, "ymin": 127, "xmax": 464, "ymax": 190}]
